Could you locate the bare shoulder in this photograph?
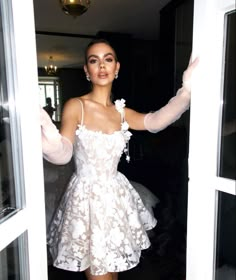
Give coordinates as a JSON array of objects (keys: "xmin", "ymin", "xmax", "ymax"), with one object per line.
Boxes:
[
  {"xmin": 62, "ymin": 97, "xmax": 83, "ymax": 122},
  {"xmin": 64, "ymin": 97, "xmax": 83, "ymax": 107}
]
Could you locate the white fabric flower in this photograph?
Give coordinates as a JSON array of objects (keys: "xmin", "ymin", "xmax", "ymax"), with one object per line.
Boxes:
[
  {"xmin": 123, "ymin": 131, "xmax": 132, "ymax": 142},
  {"xmin": 114, "ymin": 99, "xmax": 132, "ymax": 162},
  {"xmin": 115, "ymin": 99, "xmax": 126, "ymax": 113},
  {"xmin": 71, "ymin": 220, "xmax": 86, "ymax": 239},
  {"xmin": 121, "ymin": 121, "xmax": 129, "ymax": 131},
  {"xmin": 110, "ymin": 227, "xmax": 125, "ymax": 247}
]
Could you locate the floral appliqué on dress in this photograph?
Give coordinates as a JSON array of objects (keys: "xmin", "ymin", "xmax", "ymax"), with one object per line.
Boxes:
[{"xmin": 115, "ymin": 99, "xmax": 132, "ymax": 162}]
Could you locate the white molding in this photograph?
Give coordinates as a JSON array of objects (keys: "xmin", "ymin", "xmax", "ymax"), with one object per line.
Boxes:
[
  {"xmin": 0, "ymin": 209, "xmax": 27, "ymax": 251},
  {"xmin": 213, "ymin": 177, "xmax": 236, "ymax": 195}
]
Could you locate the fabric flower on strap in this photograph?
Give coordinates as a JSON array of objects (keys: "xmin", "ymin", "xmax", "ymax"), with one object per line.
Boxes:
[
  {"xmin": 115, "ymin": 99, "xmax": 126, "ymax": 113},
  {"xmin": 115, "ymin": 99, "xmax": 132, "ymax": 162}
]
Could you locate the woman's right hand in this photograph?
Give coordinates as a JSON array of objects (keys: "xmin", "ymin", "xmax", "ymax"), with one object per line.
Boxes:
[{"xmin": 182, "ymin": 56, "xmax": 199, "ymax": 92}]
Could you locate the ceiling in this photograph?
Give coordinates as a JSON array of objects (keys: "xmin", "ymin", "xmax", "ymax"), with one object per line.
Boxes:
[{"xmin": 33, "ymin": 0, "xmax": 171, "ymax": 69}]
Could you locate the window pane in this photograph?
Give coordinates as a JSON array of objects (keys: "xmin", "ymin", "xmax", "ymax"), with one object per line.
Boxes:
[
  {"xmin": 38, "ymin": 85, "xmax": 46, "ymax": 105},
  {"xmin": 0, "ymin": 233, "xmax": 29, "ymax": 280},
  {"xmin": 215, "ymin": 192, "xmax": 236, "ymax": 279},
  {"xmin": 218, "ymin": 11, "xmax": 236, "ymax": 180},
  {"xmin": 216, "ymin": 10, "xmax": 236, "ymax": 280},
  {"xmin": 0, "ymin": 1, "xmax": 24, "ymax": 222},
  {"xmin": 38, "ymin": 78, "xmax": 61, "ymax": 121},
  {"xmin": 0, "ymin": 3, "xmax": 16, "ymax": 221}
]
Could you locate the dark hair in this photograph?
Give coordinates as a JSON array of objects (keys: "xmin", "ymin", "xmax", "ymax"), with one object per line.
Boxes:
[{"xmin": 84, "ymin": 38, "xmax": 118, "ymax": 64}]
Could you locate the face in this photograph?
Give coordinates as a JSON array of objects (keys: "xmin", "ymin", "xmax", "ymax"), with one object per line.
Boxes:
[{"xmin": 84, "ymin": 43, "xmax": 120, "ymax": 86}]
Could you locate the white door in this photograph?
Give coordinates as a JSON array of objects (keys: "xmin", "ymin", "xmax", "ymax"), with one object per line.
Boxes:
[
  {"xmin": 0, "ymin": 0, "xmax": 48, "ymax": 279},
  {"xmin": 187, "ymin": 0, "xmax": 236, "ymax": 279}
]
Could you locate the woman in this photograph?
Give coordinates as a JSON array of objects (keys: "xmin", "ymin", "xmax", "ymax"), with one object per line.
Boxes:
[{"xmin": 41, "ymin": 39, "xmax": 198, "ymax": 280}]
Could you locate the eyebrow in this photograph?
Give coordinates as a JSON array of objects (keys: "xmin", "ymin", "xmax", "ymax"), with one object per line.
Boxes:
[{"xmin": 87, "ymin": 52, "xmax": 115, "ymax": 60}]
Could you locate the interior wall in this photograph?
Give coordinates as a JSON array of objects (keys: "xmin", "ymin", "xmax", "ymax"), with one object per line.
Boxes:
[{"xmin": 38, "ymin": 36, "xmax": 160, "ymax": 112}]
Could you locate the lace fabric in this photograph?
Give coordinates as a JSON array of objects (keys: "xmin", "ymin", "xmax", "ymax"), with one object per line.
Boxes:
[{"xmin": 47, "ymin": 99, "xmax": 157, "ymax": 275}]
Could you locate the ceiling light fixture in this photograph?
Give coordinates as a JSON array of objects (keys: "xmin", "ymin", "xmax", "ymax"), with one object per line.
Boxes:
[
  {"xmin": 60, "ymin": 0, "xmax": 91, "ymax": 17},
  {"xmin": 45, "ymin": 56, "xmax": 57, "ymax": 76}
]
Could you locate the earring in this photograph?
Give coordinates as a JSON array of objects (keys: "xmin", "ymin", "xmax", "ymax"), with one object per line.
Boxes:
[
  {"xmin": 115, "ymin": 72, "xmax": 119, "ymax": 79},
  {"xmin": 86, "ymin": 75, "xmax": 90, "ymax": 81}
]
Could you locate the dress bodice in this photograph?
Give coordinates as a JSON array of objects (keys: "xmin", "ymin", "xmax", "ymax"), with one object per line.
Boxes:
[
  {"xmin": 73, "ymin": 99, "xmax": 132, "ymax": 180},
  {"xmin": 74, "ymin": 126, "xmax": 126, "ymax": 179}
]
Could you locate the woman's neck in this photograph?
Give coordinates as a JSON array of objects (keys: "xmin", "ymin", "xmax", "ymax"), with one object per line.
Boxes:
[{"xmin": 89, "ymin": 86, "xmax": 113, "ymax": 106}]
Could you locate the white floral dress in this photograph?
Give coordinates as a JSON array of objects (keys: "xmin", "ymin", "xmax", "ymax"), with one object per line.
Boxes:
[{"xmin": 47, "ymin": 99, "xmax": 157, "ymax": 275}]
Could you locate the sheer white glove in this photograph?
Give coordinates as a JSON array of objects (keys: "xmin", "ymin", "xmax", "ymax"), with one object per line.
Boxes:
[
  {"xmin": 144, "ymin": 57, "xmax": 199, "ymax": 133},
  {"xmin": 40, "ymin": 107, "xmax": 73, "ymax": 165}
]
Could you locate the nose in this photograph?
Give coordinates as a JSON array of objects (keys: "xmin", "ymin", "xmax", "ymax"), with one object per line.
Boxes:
[{"xmin": 99, "ymin": 62, "xmax": 105, "ymax": 68}]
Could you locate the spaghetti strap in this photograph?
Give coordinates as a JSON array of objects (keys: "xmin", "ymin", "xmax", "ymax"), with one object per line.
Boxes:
[
  {"xmin": 120, "ymin": 108, "xmax": 125, "ymax": 123},
  {"xmin": 77, "ymin": 98, "xmax": 84, "ymax": 125}
]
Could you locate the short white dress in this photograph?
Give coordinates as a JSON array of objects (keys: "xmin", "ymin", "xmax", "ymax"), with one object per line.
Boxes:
[{"xmin": 47, "ymin": 99, "xmax": 157, "ymax": 275}]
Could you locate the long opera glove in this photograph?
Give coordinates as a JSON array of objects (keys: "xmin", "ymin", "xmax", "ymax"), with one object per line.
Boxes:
[
  {"xmin": 144, "ymin": 57, "xmax": 199, "ymax": 133},
  {"xmin": 40, "ymin": 107, "xmax": 73, "ymax": 164}
]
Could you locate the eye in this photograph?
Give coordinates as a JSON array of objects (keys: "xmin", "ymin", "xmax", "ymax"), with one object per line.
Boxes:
[
  {"xmin": 105, "ymin": 57, "xmax": 114, "ymax": 62},
  {"xmin": 88, "ymin": 58, "xmax": 97, "ymax": 64}
]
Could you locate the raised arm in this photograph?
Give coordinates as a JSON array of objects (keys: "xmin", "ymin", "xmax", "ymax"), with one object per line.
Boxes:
[
  {"xmin": 40, "ymin": 98, "xmax": 80, "ymax": 165},
  {"xmin": 126, "ymin": 57, "xmax": 199, "ymax": 132}
]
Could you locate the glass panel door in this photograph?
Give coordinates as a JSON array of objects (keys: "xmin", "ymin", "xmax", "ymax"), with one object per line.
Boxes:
[
  {"xmin": 0, "ymin": 0, "xmax": 48, "ymax": 279},
  {"xmin": 187, "ymin": 0, "xmax": 235, "ymax": 279}
]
